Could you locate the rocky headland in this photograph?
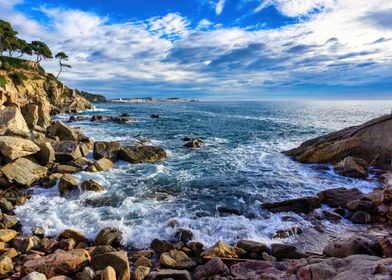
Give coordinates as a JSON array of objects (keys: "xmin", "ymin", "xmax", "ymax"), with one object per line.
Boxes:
[{"xmin": 0, "ymin": 57, "xmax": 392, "ymax": 279}]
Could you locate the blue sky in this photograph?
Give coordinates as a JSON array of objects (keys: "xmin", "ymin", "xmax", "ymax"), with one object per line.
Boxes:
[{"xmin": 1, "ymin": 0, "xmax": 391, "ymax": 100}]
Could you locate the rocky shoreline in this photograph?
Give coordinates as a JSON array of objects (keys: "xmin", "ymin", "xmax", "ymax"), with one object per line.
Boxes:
[{"xmin": 1, "ymin": 63, "xmax": 392, "ymax": 279}]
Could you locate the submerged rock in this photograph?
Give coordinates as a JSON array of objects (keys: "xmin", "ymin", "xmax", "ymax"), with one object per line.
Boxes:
[
  {"xmin": 184, "ymin": 139, "xmax": 204, "ymax": 148},
  {"xmin": 58, "ymin": 174, "xmax": 80, "ymax": 196},
  {"xmin": 94, "ymin": 227, "xmax": 122, "ymax": 247},
  {"xmin": 334, "ymin": 156, "xmax": 368, "ymax": 179},
  {"xmin": 93, "ymin": 141, "xmax": 122, "ymax": 162},
  {"xmin": 261, "ymin": 196, "xmax": 320, "ymax": 214},
  {"xmin": 118, "ymin": 145, "xmax": 167, "ymax": 164},
  {"xmin": 317, "ymin": 187, "xmax": 363, "ymax": 208},
  {"xmin": 81, "ymin": 180, "xmax": 105, "ymax": 192}
]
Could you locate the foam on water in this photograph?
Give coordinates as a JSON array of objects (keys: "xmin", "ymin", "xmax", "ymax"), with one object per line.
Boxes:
[{"xmin": 15, "ymin": 101, "xmax": 392, "ymax": 248}]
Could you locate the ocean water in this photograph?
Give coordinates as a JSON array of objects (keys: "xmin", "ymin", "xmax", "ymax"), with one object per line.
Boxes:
[{"xmin": 16, "ymin": 101, "xmax": 392, "ymax": 248}]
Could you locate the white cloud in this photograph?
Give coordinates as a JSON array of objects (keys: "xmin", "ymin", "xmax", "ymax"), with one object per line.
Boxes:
[
  {"xmin": 254, "ymin": 0, "xmax": 335, "ymax": 17},
  {"xmin": 215, "ymin": 0, "xmax": 225, "ymax": 15}
]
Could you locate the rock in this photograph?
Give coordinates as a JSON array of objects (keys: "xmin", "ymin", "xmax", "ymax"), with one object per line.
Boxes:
[
  {"xmin": 150, "ymin": 114, "xmax": 159, "ymax": 119},
  {"xmin": 53, "ymin": 141, "xmax": 83, "ymax": 163},
  {"xmin": 284, "ymin": 114, "xmax": 392, "ymax": 168},
  {"xmin": 59, "ymin": 229, "xmax": 89, "ymax": 244},
  {"xmin": 322, "ymin": 210, "xmax": 342, "ymax": 221},
  {"xmin": 58, "ymin": 174, "xmax": 80, "ymax": 196},
  {"xmin": 5, "ymin": 127, "xmax": 30, "ymax": 138},
  {"xmin": 59, "ymin": 238, "xmax": 76, "ymax": 251},
  {"xmin": 1, "ymin": 157, "xmax": 48, "ymax": 186},
  {"xmin": 317, "ymin": 187, "xmax": 363, "ymax": 208},
  {"xmin": 188, "ymin": 242, "xmax": 204, "ymax": 257},
  {"xmin": 261, "ymin": 196, "xmax": 320, "ymax": 214},
  {"xmin": 21, "ymin": 249, "xmax": 90, "ymax": 278},
  {"xmin": 133, "ymin": 266, "xmax": 150, "ymax": 280},
  {"xmin": 217, "ymin": 206, "xmax": 242, "ymax": 216},
  {"xmin": 193, "ymin": 257, "xmax": 229, "ymax": 279},
  {"xmin": 0, "ymin": 106, "xmax": 29, "ymax": 133},
  {"xmin": 0, "ymin": 255, "xmax": 13, "ymax": 277},
  {"xmin": 41, "ymin": 238, "xmax": 60, "ymax": 254},
  {"xmin": 3, "ymin": 247, "xmax": 18, "ymax": 258},
  {"xmin": 94, "ymin": 228, "xmax": 122, "ymax": 247},
  {"xmin": 81, "ymin": 180, "xmax": 105, "ymax": 192},
  {"xmin": 347, "ymin": 199, "xmax": 375, "ymax": 213},
  {"xmin": 0, "ymin": 198, "xmax": 14, "ymax": 212},
  {"xmin": 0, "ymin": 229, "xmax": 17, "ymax": 242},
  {"xmin": 12, "ymin": 236, "xmax": 41, "ymax": 253},
  {"xmin": 201, "ymin": 240, "xmax": 245, "ymax": 258},
  {"xmin": 160, "ymin": 249, "xmax": 196, "ymax": 269},
  {"xmin": 35, "ymin": 141, "xmax": 55, "ymax": 164},
  {"xmin": 230, "ymin": 260, "xmax": 287, "ymax": 279},
  {"xmin": 2, "ymin": 214, "xmax": 18, "ymax": 228},
  {"xmin": 134, "ymin": 255, "xmax": 152, "ymax": 268},
  {"xmin": 118, "ymin": 145, "xmax": 167, "ymax": 164},
  {"xmin": 101, "ymin": 266, "xmax": 116, "ymax": 280},
  {"xmin": 22, "ymin": 271, "xmax": 47, "ymax": 280},
  {"xmin": 41, "ymin": 173, "xmax": 62, "ymax": 189},
  {"xmin": 56, "ymin": 164, "xmax": 81, "ymax": 174},
  {"xmin": 271, "ymin": 243, "xmax": 306, "ymax": 259},
  {"xmin": 90, "ymin": 115, "xmax": 133, "ymax": 124},
  {"xmin": 75, "ymin": 266, "xmax": 95, "ymax": 280},
  {"xmin": 184, "ymin": 139, "xmax": 203, "ymax": 148},
  {"xmin": 49, "ymin": 276, "xmax": 73, "ymax": 280},
  {"xmin": 32, "ymin": 227, "xmax": 45, "ymax": 238},
  {"xmin": 91, "ymin": 251, "xmax": 130, "ymax": 280},
  {"xmin": 323, "ymin": 237, "xmax": 380, "ymax": 258},
  {"xmin": 86, "ymin": 245, "xmax": 116, "ymax": 257},
  {"xmin": 68, "ymin": 116, "xmax": 89, "ymax": 123},
  {"xmin": 0, "ymin": 136, "xmax": 40, "ymax": 161},
  {"xmin": 47, "ymin": 121, "xmax": 78, "ymax": 141},
  {"xmin": 93, "ymin": 158, "xmax": 113, "ymax": 172},
  {"xmin": 380, "ymin": 236, "xmax": 392, "ymax": 258},
  {"xmin": 130, "ymin": 249, "xmax": 155, "ymax": 262},
  {"xmin": 21, "ymin": 104, "xmax": 39, "ymax": 128},
  {"xmin": 350, "ymin": 211, "xmax": 372, "ymax": 224},
  {"xmin": 150, "ymin": 239, "xmax": 175, "ymax": 255},
  {"xmin": 175, "ymin": 229, "xmax": 193, "ymax": 243},
  {"xmin": 334, "ymin": 156, "xmax": 368, "ymax": 179},
  {"xmin": 93, "ymin": 141, "xmax": 122, "ymax": 162},
  {"xmin": 149, "ymin": 269, "xmax": 191, "ymax": 280},
  {"xmin": 273, "ymin": 225, "xmax": 302, "ymax": 238},
  {"xmin": 237, "ymin": 240, "xmax": 268, "ymax": 254}
]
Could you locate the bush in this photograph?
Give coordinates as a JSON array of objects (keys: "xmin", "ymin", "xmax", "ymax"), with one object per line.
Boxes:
[
  {"xmin": 10, "ymin": 72, "xmax": 27, "ymax": 86},
  {"xmin": 0, "ymin": 76, "xmax": 6, "ymax": 89}
]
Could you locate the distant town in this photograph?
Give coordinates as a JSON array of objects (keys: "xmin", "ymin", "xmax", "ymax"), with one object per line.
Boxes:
[{"xmin": 110, "ymin": 97, "xmax": 199, "ymax": 103}]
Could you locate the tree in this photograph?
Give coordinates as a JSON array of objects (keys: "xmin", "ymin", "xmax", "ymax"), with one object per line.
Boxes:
[
  {"xmin": 55, "ymin": 52, "xmax": 71, "ymax": 78},
  {"xmin": 0, "ymin": 20, "xmax": 18, "ymax": 55},
  {"xmin": 17, "ymin": 39, "xmax": 33, "ymax": 57},
  {"xmin": 31, "ymin": 40, "xmax": 53, "ymax": 63}
]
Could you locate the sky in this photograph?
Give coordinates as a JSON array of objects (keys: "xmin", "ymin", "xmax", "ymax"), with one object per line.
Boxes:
[{"xmin": 0, "ymin": 0, "xmax": 391, "ymax": 100}]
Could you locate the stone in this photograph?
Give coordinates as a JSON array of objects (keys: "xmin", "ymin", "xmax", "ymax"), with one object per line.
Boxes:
[
  {"xmin": 193, "ymin": 257, "xmax": 229, "ymax": 279},
  {"xmin": 150, "ymin": 114, "xmax": 159, "ymax": 119},
  {"xmin": 347, "ymin": 199, "xmax": 375, "ymax": 213},
  {"xmin": 12, "ymin": 236, "xmax": 41, "ymax": 253},
  {"xmin": 201, "ymin": 240, "xmax": 245, "ymax": 258},
  {"xmin": 94, "ymin": 228, "xmax": 122, "ymax": 247},
  {"xmin": 21, "ymin": 249, "xmax": 90, "ymax": 278},
  {"xmin": 317, "ymin": 187, "xmax": 363, "ymax": 208},
  {"xmin": 270, "ymin": 243, "xmax": 306, "ymax": 259},
  {"xmin": 93, "ymin": 141, "xmax": 122, "ymax": 162},
  {"xmin": 237, "ymin": 240, "xmax": 268, "ymax": 254},
  {"xmin": 86, "ymin": 245, "xmax": 116, "ymax": 257},
  {"xmin": 322, "ymin": 210, "xmax": 342, "ymax": 221},
  {"xmin": 188, "ymin": 242, "xmax": 204, "ymax": 257},
  {"xmin": 4, "ymin": 127, "xmax": 30, "ymax": 138},
  {"xmin": 118, "ymin": 145, "xmax": 167, "ymax": 164},
  {"xmin": 41, "ymin": 173, "xmax": 62, "ymax": 189},
  {"xmin": 58, "ymin": 174, "xmax": 80, "ymax": 196},
  {"xmin": 0, "ymin": 198, "xmax": 14, "ymax": 212},
  {"xmin": 217, "ymin": 206, "xmax": 242, "ymax": 216},
  {"xmin": 35, "ymin": 141, "xmax": 55, "ymax": 164},
  {"xmin": 133, "ymin": 266, "xmax": 150, "ymax": 280},
  {"xmin": 2, "ymin": 214, "xmax": 18, "ymax": 228},
  {"xmin": 334, "ymin": 156, "xmax": 368, "ymax": 178},
  {"xmin": 79, "ymin": 143, "xmax": 89, "ymax": 157},
  {"xmin": 59, "ymin": 238, "xmax": 76, "ymax": 251},
  {"xmin": 81, "ymin": 180, "xmax": 105, "ymax": 192},
  {"xmin": 3, "ymin": 247, "xmax": 18, "ymax": 258},
  {"xmin": 160, "ymin": 249, "xmax": 197, "ymax": 269},
  {"xmin": 150, "ymin": 239, "xmax": 174, "ymax": 255},
  {"xmin": 0, "ymin": 229, "xmax": 17, "ymax": 242},
  {"xmin": 22, "ymin": 104, "xmax": 39, "ymax": 128},
  {"xmin": 134, "ymin": 255, "xmax": 152, "ymax": 268},
  {"xmin": 230, "ymin": 260, "xmax": 287, "ymax": 279},
  {"xmin": 101, "ymin": 266, "xmax": 116, "ymax": 280},
  {"xmin": 41, "ymin": 238, "xmax": 60, "ymax": 254},
  {"xmin": 284, "ymin": 114, "xmax": 392, "ymax": 168},
  {"xmin": 47, "ymin": 121, "xmax": 78, "ymax": 141},
  {"xmin": 323, "ymin": 237, "xmax": 380, "ymax": 258},
  {"xmin": 261, "ymin": 196, "xmax": 320, "ymax": 214},
  {"xmin": 149, "ymin": 269, "xmax": 191, "ymax": 280},
  {"xmin": 53, "ymin": 141, "xmax": 83, "ymax": 163},
  {"xmin": 184, "ymin": 139, "xmax": 204, "ymax": 148},
  {"xmin": 350, "ymin": 211, "xmax": 372, "ymax": 224},
  {"xmin": 32, "ymin": 227, "xmax": 45, "ymax": 238},
  {"xmin": 56, "ymin": 165, "xmax": 81, "ymax": 174},
  {"xmin": 1, "ymin": 157, "xmax": 48, "ymax": 186},
  {"xmin": 0, "ymin": 255, "xmax": 13, "ymax": 277},
  {"xmin": 273, "ymin": 225, "xmax": 302, "ymax": 238},
  {"xmin": 75, "ymin": 266, "xmax": 95, "ymax": 280},
  {"xmin": 22, "ymin": 271, "xmax": 47, "ymax": 280},
  {"xmin": 58, "ymin": 229, "xmax": 89, "ymax": 244},
  {"xmin": 175, "ymin": 229, "xmax": 193, "ymax": 243},
  {"xmin": 93, "ymin": 158, "xmax": 113, "ymax": 172},
  {"xmin": 91, "ymin": 251, "xmax": 130, "ymax": 280},
  {"xmin": 0, "ymin": 136, "xmax": 40, "ymax": 161},
  {"xmin": 0, "ymin": 106, "xmax": 29, "ymax": 133}
]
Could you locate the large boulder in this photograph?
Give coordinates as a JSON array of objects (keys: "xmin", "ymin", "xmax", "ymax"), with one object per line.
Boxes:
[
  {"xmin": 21, "ymin": 249, "xmax": 90, "ymax": 278},
  {"xmin": 58, "ymin": 174, "xmax": 80, "ymax": 196},
  {"xmin": 118, "ymin": 145, "xmax": 167, "ymax": 164},
  {"xmin": 93, "ymin": 227, "xmax": 122, "ymax": 247},
  {"xmin": 261, "ymin": 196, "xmax": 320, "ymax": 214},
  {"xmin": 21, "ymin": 104, "xmax": 39, "ymax": 128},
  {"xmin": 323, "ymin": 237, "xmax": 381, "ymax": 258},
  {"xmin": 53, "ymin": 141, "xmax": 83, "ymax": 163},
  {"xmin": 193, "ymin": 258, "xmax": 229, "ymax": 279},
  {"xmin": 201, "ymin": 240, "xmax": 245, "ymax": 258},
  {"xmin": 0, "ymin": 255, "xmax": 13, "ymax": 278},
  {"xmin": 317, "ymin": 187, "xmax": 363, "ymax": 208},
  {"xmin": 284, "ymin": 114, "xmax": 392, "ymax": 169},
  {"xmin": 91, "ymin": 251, "xmax": 130, "ymax": 280},
  {"xmin": 34, "ymin": 141, "xmax": 55, "ymax": 164},
  {"xmin": 47, "ymin": 121, "xmax": 78, "ymax": 141},
  {"xmin": 1, "ymin": 158, "xmax": 48, "ymax": 186},
  {"xmin": 334, "ymin": 156, "xmax": 368, "ymax": 179},
  {"xmin": 0, "ymin": 136, "xmax": 40, "ymax": 161},
  {"xmin": 230, "ymin": 260, "xmax": 288, "ymax": 279},
  {"xmin": 93, "ymin": 141, "xmax": 122, "ymax": 162},
  {"xmin": 159, "ymin": 249, "xmax": 196, "ymax": 269},
  {"xmin": 0, "ymin": 106, "xmax": 29, "ymax": 133}
]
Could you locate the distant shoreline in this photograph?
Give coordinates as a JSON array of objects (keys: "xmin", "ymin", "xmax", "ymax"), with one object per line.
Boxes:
[{"xmin": 110, "ymin": 97, "xmax": 199, "ymax": 103}]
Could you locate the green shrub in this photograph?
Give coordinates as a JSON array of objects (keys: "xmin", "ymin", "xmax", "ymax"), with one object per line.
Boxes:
[
  {"xmin": 10, "ymin": 72, "xmax": 27, "ymax": 86},
  {"xmin": 0, "ymin": 76, "xmax": 6, "ymax": 89}
]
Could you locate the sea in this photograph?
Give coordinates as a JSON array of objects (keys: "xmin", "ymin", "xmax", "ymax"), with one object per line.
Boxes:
[{"xmin": 15, "ymin": 100, "xmax": 392, "ymax": 248}]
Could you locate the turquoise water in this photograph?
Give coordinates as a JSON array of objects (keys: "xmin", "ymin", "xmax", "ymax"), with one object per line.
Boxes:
[{"xmin": 16, "ymin": 101, "xmax": 392, "ymax": 247}]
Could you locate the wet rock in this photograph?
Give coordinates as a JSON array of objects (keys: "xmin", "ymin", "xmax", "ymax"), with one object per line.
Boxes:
[
  {"xmin": 93, "ymin": 141, "xmax": 121, "ymax": 162},
  {"xmin": 333, "ymin": 207, "xmax": 346, "ymax": 216},
  {"xmin": 380, "ymin": 236, "xmax": 392, "ymax": 258},
  {"xmin": 175, "ymin": 229, "xmax": 193, "ymax": 243},
  {"xmin": 160, "ymin": 249, "xmax": 196, "ymax": 270},
  {"xmin": 58, "ymin": 174, "xmax": 80, "ymax": 196},
  {"xmin": 94, "ymin": 227, "xmax": 122, "ymax": 247},
  {"xmin": 91, "ymin": 251, "xmax": 130, "ymax": 280},
  {"xmin": 201, "ymin": 240, "xmax": 245, "ymax": 258},
  {"xmin": 0, "ymin": 255, "xmax": 13, "ymax": 277},
  {"xmin": 59, "ymin": 229, "xmax": 89, "ymax": 244},
  {"xmin": 150, "ymin": 239, "xmax": 175, "ymax": 255},
  {"xmin": 47, "ymin": 121, "xmax": 78, "ymax": 141},
  {"xmin": 217, "ymin": 206, "xmax": 242, "ymax": 216},
  {"xmin": 32, "ymin": 227, "xmax": 45, "ymax": 238},
  {"xmin": 261, "ymin": 196, "xmax": 320, "ymax": 214},
  {"xmin": 133, "ymin": 266, "xmax": 150, "ymax": 280},
  {"xmin": 237, "ymin": 240, "xmax": 268, "ymax": 255},
  {"xmin": 334, "ymin": 156, "xmax": 368, "ymax": 179},
  {"xmin": 323, "ymin": 237, "xmax": 380, "ymax": 258},
  {"xmin": 41, "ymin": 238, "xmax": 60, "ymax": 254},
  {"xmin": 150, "ymin": 114, "xmax": 159, "ymax": 119},
  {"xmin": 0, "ymin": 198, "xmax": 14, "ymax": 212},
  {"xmin": 90, "ymin": 115, "xmax": 133, "ymax": 124},
  {"xmin": 1, "ymin": 157, "xmax": 48, "ymax": 186},
  {"xmin": 21, "ymin": 249, "xmax": 90, "ymax": 278},
  {"xmin": 0, "ymin": 136, "xmax": 40, "ymax": 161},
  {"xmin": 193, "ymin": 257, "xmax": 229, "ymax": 279},
  {"xmin": 317, "ymin": 187, "xmax": 363, "ymax": 208},
  {"xmin": 22, "ymin": 271, "xmax": 47, "ymax": 280},
  {"xmin": 12, "ymin": 236, "xmax": 41, "ymax": 253},
  {"xmin": 350, "ymin": 211, "xmax": 372, "ymax": 224},
  {"xmin": 68, "ymin": 116, "xmax": 89, "ymax": 123},
  {"xmin": 184, "ymin": 139, "xmax": 204, "ymax": 148},
  {"xmin": 81, "ymin": 180, "xmax": 105, "ymax": 192},
  {"xmin": 35, "ymin": 141, "xmax": 55, "ymax": 164},
  {"xmin": 0, "ymin": 229, "xmax": 17, "ymax": 242},
  {"xmin": 149, "ymin": 269, "xmax": 191, "ymax": 280},
  {"xmin": 273, "ymin": 225, "xmax": 302, "ymax": 239},
  {"xmin": 119, "ymin": 145, "xmax": 167, "ymax": 164},
  {"xmin": 59, "ymin": 238, "xmax": 76, "ymax": 251},
  {"xmin": 93, "ymin": 158, "xmax": 113, "ymax": 171},
  {"xmin": 53, "ymin": 141, "xmax": 83, "ymax": 163},
  {"xmin": 188, "ymin": 242, "xmax": 204, "ymax": 257},
  {"xmin": 56, "ymin": 164, "xmax": 81, "ymax": 174},
  {"xmin": 2, "ymin": 214, "xmax": 18, "ymax": 229},
  {"xmin": 322, "ymin": 210, "xmax": 342, "ymax": 221},
  {"xmin": 75, "ymin": 266, "xmax": 95, "ymax": 280},
  {"xmin": 271, "ymin": 244, "xmax": 306, "ymax": 260},
  {"xmin": 347, "ymin": 199, "xmax": 375, "ymax": 213}
]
